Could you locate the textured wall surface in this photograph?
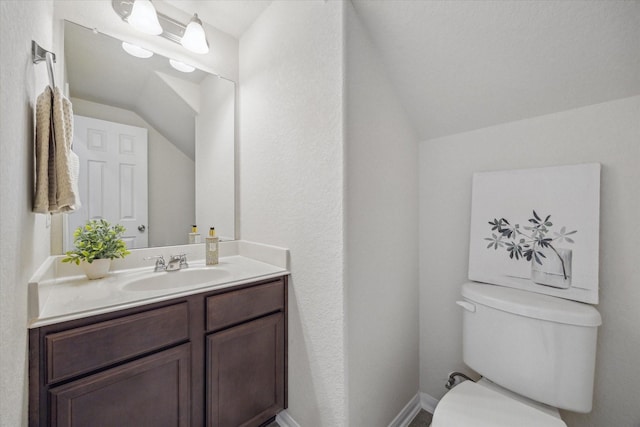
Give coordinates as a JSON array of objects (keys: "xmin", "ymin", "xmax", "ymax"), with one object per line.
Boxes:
[
  {"xmin": 0, "ymin": 2, "xmax": 53, "ymax": 426},
  {"xmin": 419, "ymin": 96, "xmax": 640, "ymax": 427},
  {"xmin": 345, "ymin": 3, "xmax": 420, "ymax": 426},
  {"xmin": 239, "ymin": 1, "xmax": 347, "ymax": 425}
]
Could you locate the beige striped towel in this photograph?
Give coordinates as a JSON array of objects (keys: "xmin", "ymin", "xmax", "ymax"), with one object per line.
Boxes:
[{"xmin": 33, "ymin": 86, "xmax": 80, "ymax": 213}]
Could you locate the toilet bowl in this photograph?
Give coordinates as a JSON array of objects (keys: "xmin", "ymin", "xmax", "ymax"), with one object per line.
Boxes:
[{"xmin": 432, "ymin": 378, "xmax": 566, "ymax": 427}]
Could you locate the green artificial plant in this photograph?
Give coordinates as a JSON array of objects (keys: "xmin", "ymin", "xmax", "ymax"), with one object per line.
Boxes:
[{"xmin": 62, "ymin": 219, "xmax": 130, "ymax": 265}]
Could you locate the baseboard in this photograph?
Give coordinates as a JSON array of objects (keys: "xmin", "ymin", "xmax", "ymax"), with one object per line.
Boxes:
[
  {"xmin": 277, "ymin": 393, "xmax": 440, "ymax": 427},
  {"xmin": 419, "ymin": 392, "xmax": 439, "ymax": 414},
  {"xmin": 276, "ymin": 410, "xmax": 301, "ymax": 427},
  {"xmin": 388, "ymin": 393, "xmax": 422, "ymax": 427}
]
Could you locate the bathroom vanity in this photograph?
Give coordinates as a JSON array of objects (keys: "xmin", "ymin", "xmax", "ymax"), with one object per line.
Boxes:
[{"xmin": 28, "ymin": 242, "xmax": 289, "ymax": 427}]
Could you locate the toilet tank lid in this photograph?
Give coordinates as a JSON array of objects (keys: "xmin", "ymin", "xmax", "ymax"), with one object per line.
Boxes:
[{"xmin": 462, "ymin": 282, "xmax": 602, "ymax": 327}]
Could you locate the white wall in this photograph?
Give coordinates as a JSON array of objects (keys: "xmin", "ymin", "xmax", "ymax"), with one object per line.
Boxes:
[
  {"xmin": 239, "ymin": 1, "xmax": 347, "ymax": 425},
  {"xmin": 67, "ymin": 98, "xmax": 195, "ymax": 249},
  {"xmin": 345, "ymin": 3, "xmax": 420, "ymax": 426},
  {"xmin": 0, "ymin": 2, "xmax": 54, "ymax": 426},
  {"xmin": 419, "ymin": 96, "xmax": 640, "ymax": 426}
]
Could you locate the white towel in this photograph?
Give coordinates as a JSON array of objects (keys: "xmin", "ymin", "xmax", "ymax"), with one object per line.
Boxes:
[{"xmin": 33, "ymin": 86, "xmax": 81, "ymax": 213}]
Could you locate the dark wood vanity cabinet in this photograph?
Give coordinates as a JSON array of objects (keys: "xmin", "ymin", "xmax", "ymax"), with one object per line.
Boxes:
[
  {"xmin": 205, "ymin": 279, "xmax": 286, "ymax": 427},
  {"xmin": 30, "ymin": 276, "xmax": 287, "ymax": 427}
]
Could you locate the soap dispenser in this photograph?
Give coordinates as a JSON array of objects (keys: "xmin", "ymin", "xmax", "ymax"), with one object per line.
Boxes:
[
  {"xmin": 206, "ymin": 227, "xmax": 219, "ymax": 265},
  {"xmin": 189, "ymin": 225, "xmax": 201, "ymax": 244}
]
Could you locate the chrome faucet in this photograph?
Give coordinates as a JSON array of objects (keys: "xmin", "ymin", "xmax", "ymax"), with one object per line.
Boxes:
[
  {"xmin": 144, "ymin": 255, "xmax": 166, "ymax": 272},
  {"xmin": 166, "ymin": 254, "xmax": 188, "ymax": 271}
]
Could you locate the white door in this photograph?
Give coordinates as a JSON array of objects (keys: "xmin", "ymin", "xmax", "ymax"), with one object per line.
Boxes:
[{"xmin": 65, "ymin": 115, "xmax": 148, "ymax": 250}]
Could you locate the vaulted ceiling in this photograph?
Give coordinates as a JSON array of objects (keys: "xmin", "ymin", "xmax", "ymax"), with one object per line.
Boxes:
[
  {"xmin": 79, "ymin": 0, "xmax": 640, "ymax": 144},
  {"xmin": 190, "ymin": 0, "xmax": 639, "ymax": 142},
  {"xmin": 351, "ymin": 0, "xmax": 640, "ymax": 141}
]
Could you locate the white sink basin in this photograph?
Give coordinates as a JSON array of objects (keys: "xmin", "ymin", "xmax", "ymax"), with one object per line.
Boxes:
[{"xmin": 122, "ymin": 267, "xmax": 231, "ymax": 292}]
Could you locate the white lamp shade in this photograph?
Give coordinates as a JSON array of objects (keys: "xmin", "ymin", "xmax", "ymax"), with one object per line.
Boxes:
[
  {"xmin": 128, "ymin": 0, "xmax": 163, "ymax": 35},
  {"xmin": 122, "ymin": 42, "xmax": 153, "ymax": 58},
  {"xmin": 181, "ymin": 14, "xmax": 209, "ymax": 54},
  {"xmin": 169, "ymin": 59, "xmax": 195, "ymax": 73}
]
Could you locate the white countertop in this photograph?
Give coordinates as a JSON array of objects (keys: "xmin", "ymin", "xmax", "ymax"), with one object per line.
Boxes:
[{"xmin": 29, "ymin": 241, "xmax": 289, "ymax": 328}]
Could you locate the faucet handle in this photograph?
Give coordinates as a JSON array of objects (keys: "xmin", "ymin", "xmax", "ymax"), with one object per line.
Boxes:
[
  {"xmin": 144, "ymin": 255, "xmax": 166, "ymax": 271},
  {"xmin": 178, "ymin": 253, "xmax": 188, "ymax": 268}
]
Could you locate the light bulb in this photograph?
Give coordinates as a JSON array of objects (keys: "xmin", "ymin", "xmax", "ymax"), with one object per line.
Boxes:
[
  {"xmin": 181, "ymin": 13, "xmax": 209, "ymax": 54},
  {"xmin": 128, "ymin": 0, "xmax": 162, "ymax": 35}
]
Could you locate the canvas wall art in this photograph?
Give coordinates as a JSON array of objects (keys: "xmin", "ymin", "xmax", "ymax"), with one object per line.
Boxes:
[{"xmin": 468, "ymin": 163, "xmax": 600, "ymax": 304}]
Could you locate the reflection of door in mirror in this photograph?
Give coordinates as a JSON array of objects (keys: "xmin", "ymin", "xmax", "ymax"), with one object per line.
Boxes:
[{"xmin": 66, "ymin": 115, "xmax": 148, "ymax": 251}]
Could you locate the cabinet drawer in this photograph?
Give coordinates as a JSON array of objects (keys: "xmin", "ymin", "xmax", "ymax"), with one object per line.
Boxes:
[
  {"xmin": 206, "ymin": 279, "xmax": 284, "ymax": 332},
  {"xmin": 45, "ymin": 303, "xmax": 189, "ymax": 384}
]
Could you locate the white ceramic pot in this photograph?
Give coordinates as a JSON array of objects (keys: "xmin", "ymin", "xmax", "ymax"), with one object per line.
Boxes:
[{"xmin": 81, "ymin": 259, "xmax": 112, "ymax": 280}]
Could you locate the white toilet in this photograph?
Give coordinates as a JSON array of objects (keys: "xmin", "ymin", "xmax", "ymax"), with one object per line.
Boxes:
[{"xmin": 431, "ymin": 282, "xmax": 602, "ymax": 426}]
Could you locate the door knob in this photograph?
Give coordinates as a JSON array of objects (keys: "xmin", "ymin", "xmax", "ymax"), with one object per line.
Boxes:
[{"xmin": 138, "ymin": 224, "xmax": 146, "ymax": 232}]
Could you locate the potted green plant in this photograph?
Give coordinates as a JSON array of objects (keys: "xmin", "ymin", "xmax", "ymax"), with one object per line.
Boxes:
[{"xmin": 62, "ymin": 219, "xmax": 131, "ymax": 279}]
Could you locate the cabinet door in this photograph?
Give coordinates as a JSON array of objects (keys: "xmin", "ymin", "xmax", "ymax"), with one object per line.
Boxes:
[
  {"xmin": 49, "ymin": 344, "xmax": 190, "ymax": 427},
  {"xmin": 207, "ymin": 313, "xmax": 284, "ymax": 427}
]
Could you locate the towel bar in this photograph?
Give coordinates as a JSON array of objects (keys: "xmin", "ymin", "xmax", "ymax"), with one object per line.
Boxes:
[
  {"xmin": 31, "ymin": 40, "xmax": 56, "ymax": 64},
  {"xmin": 32, "ymin": 41, "xmax": 56, "ymax": 88}
]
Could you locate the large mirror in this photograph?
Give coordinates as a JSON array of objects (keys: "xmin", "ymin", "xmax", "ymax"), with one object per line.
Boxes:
[{"xmin": 59, "ymin": 21, "xmax": 235, "ymax": 250}]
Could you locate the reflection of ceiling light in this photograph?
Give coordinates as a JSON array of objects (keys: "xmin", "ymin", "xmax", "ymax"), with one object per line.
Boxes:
[
  {"xmin": 121, "ymin": 42, "xmax": 153, "ymax": 58},
  {"xmin": 181, "ymin": 14, "xmax": 209, "ymax": 54},
  {"xmin": 169, "ymin": 59, "xmax": 195, "ymax": 73},
  {"xmin": 127, "ymin": 0, "xmax": 162, "ymax": 35}
]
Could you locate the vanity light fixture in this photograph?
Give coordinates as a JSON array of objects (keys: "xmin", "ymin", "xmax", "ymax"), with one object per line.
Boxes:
[
  {"xmin": 169, "ymin": 59, "xmax": 195, "ymax": 73},
  {"xmin": 121, "ymin": 41, "xmax": 154, "ymax": 58},
  {"xmin": 181, "ymin": 14, "xmax": 209, "ymax": 54},
  {"xmin": 127, "ymin": 0, "xmax": 162, "ymax": 35},
  {"xmin": 112, "ymin": 0, "xmax": 210, "ymax": 55}
]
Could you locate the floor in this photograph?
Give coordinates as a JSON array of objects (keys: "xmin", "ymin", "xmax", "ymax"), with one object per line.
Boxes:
[
  {"xmin": 267, "ymin": 409, "xmax": 433, "ymax": 426},
  {"xmin": 408, "ymin": 409, "xmax": 434, "ymax": 426}
]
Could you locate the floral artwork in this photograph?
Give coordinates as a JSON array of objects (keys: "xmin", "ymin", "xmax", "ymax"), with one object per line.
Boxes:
[
  {"xmin": 468, "ymin": 163, "xmax": 600, "ymax": 304},
  {"xmin": 485, "ymin": 211, "xmax": 576, "ymax": 288}
]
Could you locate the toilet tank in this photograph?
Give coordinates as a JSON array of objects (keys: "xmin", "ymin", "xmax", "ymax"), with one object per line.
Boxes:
[{"xmin": 458, "ymin": 282, "xmax": 601, "ymax": 413}]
